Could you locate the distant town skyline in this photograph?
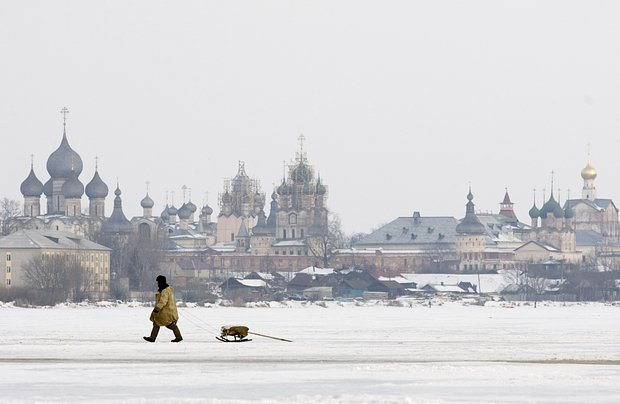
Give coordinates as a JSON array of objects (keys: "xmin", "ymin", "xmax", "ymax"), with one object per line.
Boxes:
[{"xmin": 2, "ymin": 1, "xmax": 619, "ymax": 234}]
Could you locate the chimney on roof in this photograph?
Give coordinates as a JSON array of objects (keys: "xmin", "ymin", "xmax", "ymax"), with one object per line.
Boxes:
[{"xmin": 413, "ymin": 211, "xmax": 421, "ymax": 225}]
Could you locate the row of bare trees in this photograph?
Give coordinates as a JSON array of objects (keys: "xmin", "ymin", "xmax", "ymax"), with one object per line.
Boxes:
[{"xmin": 21, "ymin": 254, "xmax": 92, "ymax": 305}]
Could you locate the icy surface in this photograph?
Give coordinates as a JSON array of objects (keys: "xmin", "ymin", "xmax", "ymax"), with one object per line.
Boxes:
[{"xmin": 1, "ymin": 300, "xmax": 619, "ymax": 403}]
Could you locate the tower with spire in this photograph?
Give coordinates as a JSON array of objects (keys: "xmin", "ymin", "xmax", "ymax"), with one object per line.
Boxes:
[
  {"xmin": 561, "ymin": 151, "xmax": 620, "ymax": 247},
  {"xmin": 498, "ymin": 188, "xmax": 518, "ymax": 222},
  {"xmin": 528, "ymin": 189, "xmax": 540, "ymax": 229},
  {"xmin": 455, "ymin": 187, "xmax": 487, "ymax": 271},
  {"xmin": 101, "ymin": 183, "xmax": 133, "ymax": 235},
  {"xmin": 581, "ymin": 148, "xmax": 597, "ymax": 201}
]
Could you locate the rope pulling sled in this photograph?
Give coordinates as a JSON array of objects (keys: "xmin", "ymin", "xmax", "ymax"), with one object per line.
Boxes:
[{"xmin": 179, "ymin": 308, "xmax": 292, "ymax": 343}]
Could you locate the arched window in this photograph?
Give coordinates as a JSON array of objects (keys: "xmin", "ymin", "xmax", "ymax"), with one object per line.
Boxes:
[
  {"xmin": 289, "ymin": 213, "xmax": 297, "ymax": 224},
  {"xmin": 138, "ymin": 223, "xmax": 151, "ymax": 239}
]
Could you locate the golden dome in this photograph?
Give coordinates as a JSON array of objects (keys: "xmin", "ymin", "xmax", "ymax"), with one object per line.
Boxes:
[{"xmin": 581, "ymin": 162, "xmax": 597, "ymax": 180}]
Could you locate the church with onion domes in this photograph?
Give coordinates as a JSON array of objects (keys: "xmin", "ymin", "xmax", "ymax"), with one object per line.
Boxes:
[
  {"xmin": 8, "ymin": 112, "xmax": 112, "ymax": 238},
  {"xmin": 525, "ymin": 158, "xmax": 619, "ymax": 254}
]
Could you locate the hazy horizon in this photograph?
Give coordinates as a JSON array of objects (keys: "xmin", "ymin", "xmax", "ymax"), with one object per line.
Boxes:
[{"xmin": 2, "ymin": 1, "xmax": 619, "ymax": 234}]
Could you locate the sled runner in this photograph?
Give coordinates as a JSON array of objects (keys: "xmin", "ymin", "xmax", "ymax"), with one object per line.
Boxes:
[{"xmin": 216, "ymin": 335, "xmax": 252, "ymax": 342}]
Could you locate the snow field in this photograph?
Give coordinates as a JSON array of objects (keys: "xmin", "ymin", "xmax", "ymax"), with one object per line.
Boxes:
[{"xmin": 0, "ymin": 301, "xmax": 619, "ymax": 403}]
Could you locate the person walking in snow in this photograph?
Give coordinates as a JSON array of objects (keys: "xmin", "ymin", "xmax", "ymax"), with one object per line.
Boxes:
[{"xmin": 143, "ymin": 275, "xmax": 183, "ymax": 343}]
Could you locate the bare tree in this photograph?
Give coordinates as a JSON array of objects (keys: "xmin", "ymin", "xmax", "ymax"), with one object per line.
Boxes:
[
  {"xmin": 571, "ymin": 251, "xmax": 620, "ymax": 301},
  {"xmin": 23, "ymin": 255, "xmax": 67, "ymax": 291},
  {"xmin": 347, "ymin": 232, "xmax": 368, "ymax": 248},
  {"xmin": 0, "ymin": 197, "xmax": 22, "ymax": 235},
  {"xmin": 23, "ymin": 254, "xmax": 91, "ymax": 303},
  {"xmin": 126, "ymin": 234, "xmax": 164, "ymax": 291},
  {"xmin": 503, "ymin": 266, "xmax": 527, "ymax": 287},
  {"xmin": 307, "ymin": 212, "xmax": 346, "ymax": 267},
  {"xmin": 524, "ymin": 271, "xmax": 548, "ymax": 307},
  {"xmin": 422, "ymin": 241, "xmax": 457, "ymax": 273}
]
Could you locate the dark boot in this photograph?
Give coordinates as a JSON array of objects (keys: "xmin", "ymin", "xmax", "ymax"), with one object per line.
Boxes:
[
  {"xmin": 143, "ymin": 325, "xmax": 160, "ymax": 342},
  {"xmin": 170, "ymin": 325, "xmax": 183, "ymax": 343}
]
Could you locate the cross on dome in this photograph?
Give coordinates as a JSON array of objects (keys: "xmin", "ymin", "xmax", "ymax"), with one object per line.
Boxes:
[
  {"xmin": 60, "ymin": 107, "xmax": 69, "ymax": 129},
  {"xmin": 296, "ymin": 133, "xmax": 307, "ymax": 163}
]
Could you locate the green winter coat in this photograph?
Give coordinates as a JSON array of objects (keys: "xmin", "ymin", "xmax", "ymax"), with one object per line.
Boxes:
[{"xmin": 150, "ymin": 286, "xmax": 179, "ymax": 326}]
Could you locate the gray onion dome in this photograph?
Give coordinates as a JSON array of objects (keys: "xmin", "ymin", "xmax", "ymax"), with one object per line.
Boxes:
[
  {"xmin": 168, "ymin": 204, "xmax": 178, "ymax": 216},
  {"xmin": 528, "ymin": 203, "xmax": 540, "ymax": 219},
  {"xmin": 456, "ymin": 189, "xmax": 486, "ymax": 235},
  {"xmin": 201, "ymin": 204, "xmax": 213, "ymax": 215},
  {"xmin": 160, "ymin": 205, "xmax": 170, "ymax": 220},
  {"xmin": 85, "ymin": 170, "xmax": 109, "ymax": 199},
  {"xmin": 43, "ymin": 178, "xmax": 53, "ymax": 197},
  {"xmin": 46, "ymin": 133, "xmax": 83, "ymax": 178},
  {"xmin": 186, "ymin": 200, "xmax": 197, "ymax": 213},
  {"xmin": 539, "ymin": 193, "xmax": 559, "ymax": 219},
  {"xmin": 20, "ymin": 167, "xmax": 44, "ymax": 197},
  {"xmin": 564, "ymin": 204, "xmax": 574, "ymax": 219},
  {"xmin": 277, "ymin": 180, "xmax": 290, "ymax": 195},
  {"xmin": 177, "ymin": 203, "xmax": 191, "ymax": 220},
  {"xmin": 221, "ymin": 191, "xmax": 232, "ymax": 204},
  {"xmin": 61, "ymin": 172, "xmax": 84, "ymax": 198},
  {"xmin": 141, "ymin": 193, "xmax": 154, "ymax": 209}
]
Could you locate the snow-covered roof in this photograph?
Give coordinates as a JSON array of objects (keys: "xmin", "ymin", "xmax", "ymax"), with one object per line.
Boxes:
[
  {"xmin": 378, "ymin": 275, "xmax": 411, "ymax": 284},
  {"xmin": 249, "ymin": 272, "xmax": 274, "ymax": 280},
  {"xmin": 565, "ymin": 198, "xmax": 616, "ymax": 213},
  {"xmin": 575, "ymin": 230, "xmax": 604, "ymax": 247},
  {"xmin": 303, "ymin": 287, "xmax": 333, "ymax": 292},
  {"xmin": 398, "ymin": 273, "xmax": 513, "ymax": 294},
  {"xmin": 424, "ymin": 284, "xmax": 469, "ymax": 293},
  {"xmin": 273, "ymin": 240, "xmax": 306, "ymax": 247},
  {"xmin": 237, "ymin": 279, "xmax": 267, "ymax": 288},
  {"xmin": 336, "ymin": 248, "xmax": 431, "ymax": 255},
  {"xmin": 354, "ymin": 216, "xmax": 459, "ymax": 247},
  {"xmin": 482, "ymin": 247, "xmax": 516, "ymax": 254},
  {"xmin": 210, "ymin": 243, "xmax": 236, "ymax": 252},
  {"xmin": 515, "ymin": 240, "xmax": 560, "ymax": 252},
  {"xmin": 168, "ymin": 229, "xmax": 206, "ymax": 240},
  {"xmin": 298, "ymin": 266, "xmax": 335, "ymax": 275},
  {"xmin": 0, "ymin": 229, "xmax": 110, "ymax": 251}
]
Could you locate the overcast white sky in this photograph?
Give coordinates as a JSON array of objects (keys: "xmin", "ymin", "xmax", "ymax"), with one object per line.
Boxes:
[{"xmin": 1, "ymin": 1, "xmax": 619, "ymax": 234}]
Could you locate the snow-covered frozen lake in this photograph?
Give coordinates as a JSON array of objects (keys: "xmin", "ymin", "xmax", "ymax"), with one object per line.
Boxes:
[{"xmin": 1, "ymin": 300, "xmax": 620, "ymax": 403}]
